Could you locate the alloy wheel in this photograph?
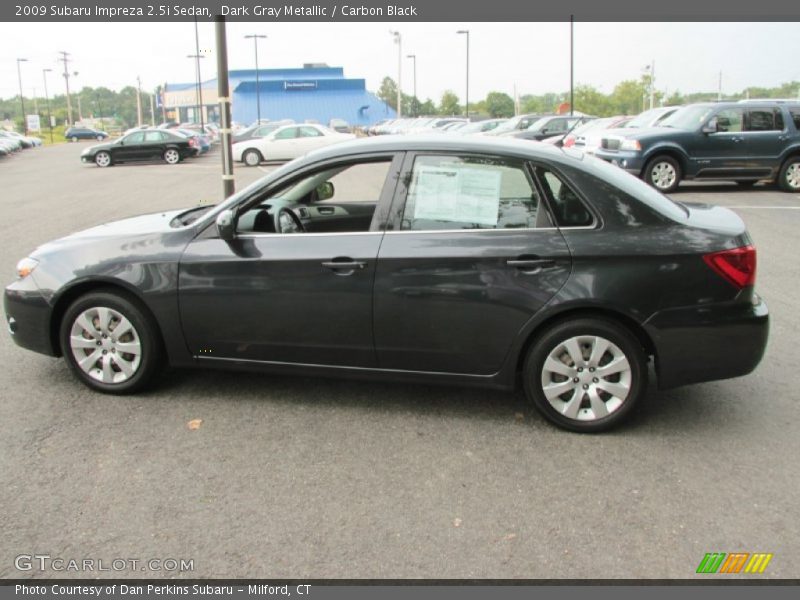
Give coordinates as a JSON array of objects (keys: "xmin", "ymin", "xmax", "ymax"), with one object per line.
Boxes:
[
  {"xmin": 786, "ymin": 163, "xmax": 800, "ymax": 190},
  {"xmin": 164, "ymin": 149, "xmax": 180, "ymax": 164},
  {"xmin": 650, "ymin": 161, "xmax": 676, "ymax": 190}
]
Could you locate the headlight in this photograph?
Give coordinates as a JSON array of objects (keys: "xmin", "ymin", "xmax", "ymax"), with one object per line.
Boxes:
[
  {"xmin": 16, "ymin": 257, "xmax": 39, "ymax": 279},
  {"xmin": 620, "ymin": 139, "xmax": 642, "ymax": 151}
]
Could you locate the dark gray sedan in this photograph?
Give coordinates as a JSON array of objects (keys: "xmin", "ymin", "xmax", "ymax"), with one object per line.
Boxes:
[{"xmin": 4, "ymin": 136, "xmax": 768, "ymax": 431}]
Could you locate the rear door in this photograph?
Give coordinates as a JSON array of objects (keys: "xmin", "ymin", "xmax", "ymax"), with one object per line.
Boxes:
[
  {"xmin": 373, "ymin": 152, "xmax": 572, "ymax": 375},
  {"xmin": 743, "ymin": 106, "xmax": 790, "ymax": 175}
]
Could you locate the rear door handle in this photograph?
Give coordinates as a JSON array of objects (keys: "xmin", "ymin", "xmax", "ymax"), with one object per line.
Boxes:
[{"xmin": 321, "ymin": 258, "xmax": 366, "ymax": 273}]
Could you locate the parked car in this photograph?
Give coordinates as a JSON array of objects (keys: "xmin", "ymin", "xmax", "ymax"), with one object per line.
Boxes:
[
  {"xmin": 0, "ymin": 131, "xmax": 24, "ymax": 152},
  {"xmin": 452, "ymin": 119, "xmax": 508, "ymax": 135},
  {"xmin": 541, "ymin": 116, "xmax": 633, "ymax": 150},
  {"xmin": 328, "ymin": 118, "xmax": 353, "ymax": 134},
  {"xmin": 5, "ymin": 131, "xmax": 42, "ymax": 148},
  {"xmin": 507, "ymin": 115, "xmax": 594, "ymax": 141},
  {"xmin": 65, "ymin": 127, "xmax": 108, "ymax": 142},
  {"xmin": 176, "ymin": 129, "xmax": 211, "ymax": 155},
  {"xmin": 484, "ymin": 114, "xmax": 548, "ymax": 136},
  {"xmin": 80, "ymin": 129, "xmax": 194, "ymax": 167},
  {"xmin": 232, "ymin": 123, "xmax": 356, "ymax": 166},
  {"xmin": 593, "ymin": 101, "xmax": 800, "ymax": 192},
  {"xmin": 6, "ymin": 135, "xmax": 768, "ymax": 432},
  {"xmin": 232, "ymin": 120, "xmax": 294, "ymax": 144}
]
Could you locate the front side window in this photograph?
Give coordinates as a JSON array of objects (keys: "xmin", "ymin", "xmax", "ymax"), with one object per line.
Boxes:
[
  {"xmin": 124, "ymin": 132, "xmax": 145, "ymax": 144},
  {"xmin": 401, "ymin": 155, "xmax": 548, "ymax": 231},
  {"xmin": 714, "ymin": 108, "xmax": 744, "ymax": 133}
]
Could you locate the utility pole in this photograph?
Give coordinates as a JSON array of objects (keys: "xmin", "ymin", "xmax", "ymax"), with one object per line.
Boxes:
[
  {"xmin": 150, "ymin": 90, "xmax": 156, "ymax": 125},
  {"xmin": 136, "ymin": 76, "xmax": 143, "ymax": 126},
  {"xmin": 718, "ymin": 71, "xmax": 723, "ymax": 101},
  {"xmin": 194, "ymin": 17, "xmax": 205, "ymax": 130},
  {"xmin": 569, "ymin": 16, "xmax": 574, "ymax": 116},
  {"xmin": 215, "ymin": 16, "xmax": 235, "ymax": 198},
  {"xmin": 649, "ymin": 59, "xmax": 656, "ymax": 110},
  {"xmin": 43, "ymin": 68, "xmax": 54, "ymax": 143},
  {"xmin": 390, "ymin": 31, "xmax": 402, "ymax": 118},
  {"xmin": 406, "ymin": 54, "xmax": 417, "ymax": 116},
  {"xmin": 16, "ymin": 58, "xmax": 28, "ymax": 134},
  {"xmin": 58, "ymin": 51, "xmax": 74, "ymax": 126},
  {"xmin": 457, "ymin": 30, "xmax": 470, "ymax": 118},
  {"xmin": 245, "ymin": 34, "xmax": 267, "ymax": 124}
]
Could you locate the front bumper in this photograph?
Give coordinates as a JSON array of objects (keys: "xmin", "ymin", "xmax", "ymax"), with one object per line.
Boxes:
[
  {"xmin": 592, "ymin": 148, "xmax": 646, "ymax": 175},
  {"xmin": 644, "ymin": 294, "xmax": 769, "ymax": 389},
  {"xmin": 4, "ymin": 277, "xmax": 57, "ymax": 357}
]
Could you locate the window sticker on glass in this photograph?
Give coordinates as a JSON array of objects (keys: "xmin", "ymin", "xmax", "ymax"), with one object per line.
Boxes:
[{"xmin": 412, "ymin": 165, "xmax": 501, "ymax": 226}]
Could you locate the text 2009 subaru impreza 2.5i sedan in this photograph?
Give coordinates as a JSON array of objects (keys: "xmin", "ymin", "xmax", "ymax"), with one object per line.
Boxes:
[{"xmin": 4, "ymin": 136, "xmax": 768, "ymax": 432}]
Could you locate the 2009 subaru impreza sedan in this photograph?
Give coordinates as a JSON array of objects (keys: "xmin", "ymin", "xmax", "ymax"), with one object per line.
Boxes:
[{"xmin": 4, "ymin": 136, "xmax": 768, "ymax": 432}]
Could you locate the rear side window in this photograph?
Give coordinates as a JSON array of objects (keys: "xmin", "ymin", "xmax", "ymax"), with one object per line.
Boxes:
[
  {"xmin": 401, "ymin": 154, "xmax": 551, "ymax": 231},
  {"xmin": 535, "ymin": 167, "xmax": 594, "ymax": 227},
  {"xmin": 746, "ymin": 109, "xmax": 782, "ymax": 131},
  {"xmin": 144, "ymin": 131, "xmax": 164, "ymax": 142},
  {"xmin": 790, "ymin": 109, "xmax": 800, "ymax": 130}
]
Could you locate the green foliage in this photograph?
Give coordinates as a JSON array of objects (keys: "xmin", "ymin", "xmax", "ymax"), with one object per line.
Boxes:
[
  {"xmin": 484, "ymin": 92, "xmax": 515, "ymax": 118},
  {"xmin": 439, "ymin": 90, "xmax": 461, "ymax": 116}
]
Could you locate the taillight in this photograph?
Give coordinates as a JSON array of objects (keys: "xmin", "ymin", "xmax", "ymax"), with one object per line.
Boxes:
[
  {"xmin": 563, "ymin": 136, "xmax": 575, "ymax": 147},
  {"xmin": 703, "ymin": 245, "xmax": 756, "ymax": 289}
]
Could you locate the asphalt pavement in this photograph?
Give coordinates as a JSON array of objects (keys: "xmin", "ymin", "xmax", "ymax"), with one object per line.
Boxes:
[{"xmin": 1, "ymin": 142, "xmax": 798, "ymax": 579}]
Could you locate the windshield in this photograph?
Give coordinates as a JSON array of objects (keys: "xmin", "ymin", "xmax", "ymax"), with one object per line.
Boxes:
[
  {"xmin": 659, "ymin": 105, "xmax": 714, "ymax": 130},
  {"xmin": 491, "ymin": 115, "xmax": 525, "ymax": 133},
  {"xmin": 625, "ymin": 108, "xmax": 668, "ymax": 128}
]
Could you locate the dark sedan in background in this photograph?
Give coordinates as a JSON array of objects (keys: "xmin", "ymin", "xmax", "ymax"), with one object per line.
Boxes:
[
  {"xmin": 80, "ymin": 129, "xmax": 195, "ymax": 166},
  {"xmin": 65, "ymin": 127, "xmax": 108, "ymax": 142},
  {"xmin": 5, "ymin": 136, "xmax": 768, "ymax": 432}
]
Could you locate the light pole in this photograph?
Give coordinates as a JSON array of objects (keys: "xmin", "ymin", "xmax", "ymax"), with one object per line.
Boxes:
[
  {"xmin": 58, "ymin": 51, "xmax": 74, "ymax": 126},
  {"xmin": 187, "ymin": 54, "xmax": 206, "ymax": 126},
  {"xmin": 456, "ymin": 30, "xmax": 470, "ymax": 119},
  {"xmin": 245, "ymin": 34, "xmax": 267, "ymax": 124},
  {"xmin": 16, "ymin": 58, "xmax": 28, "ymax": 134},
  {"xmin": 390, "ymin": 30, "xmax": 402, "ymax": 118},
  {"xmin": 42, "ymin": 68, "xmax": 54, "ymax": 143},
  {"xmin": 136, "ymin": 76, "xmax": 143, "ymax": 126},
  {"xmin": 192, "ymin": 17, "xmax": 205, "ymax": 130},
  {"xmin": 406, "ymin": 54, "xmax": 417, "ymax": 116}
]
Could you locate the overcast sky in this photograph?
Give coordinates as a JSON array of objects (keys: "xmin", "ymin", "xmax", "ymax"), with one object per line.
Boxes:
[{"xmin": 0, "ymin": 22, "xmax": 798, "ymax": 102}]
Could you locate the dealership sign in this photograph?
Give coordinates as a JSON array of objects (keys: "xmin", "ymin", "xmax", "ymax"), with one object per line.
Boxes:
[
  {"xmin": 26, "ymin": 114, "xmax": 41, "ymax": 132},
  {"xmin": 284, "ymin": 81, "xmax": 318, "ymax": 91}
]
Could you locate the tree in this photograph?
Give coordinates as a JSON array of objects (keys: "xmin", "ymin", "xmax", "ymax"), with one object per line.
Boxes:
[
  {"xmin": 418, "ymin": 98, "xmax": 436, "ymax": 115},
  {"xmin": 377, "ymin": 77, "xmax": 399, "ymax": 111},
  {"xmin": 439, "ymin": 90, "xmax": 461, "ymax": 116},
  {"xmin": 484, "ymin": 92, "xmax": 515, "ymax": 118}
]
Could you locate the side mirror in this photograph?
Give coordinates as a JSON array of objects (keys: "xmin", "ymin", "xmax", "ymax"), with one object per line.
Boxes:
[
  {"xmin": 702, "ymin": 117, "xmax": 718, "ymax": 134},
  {"xmin": 316, "ymin": 181, "xmax": 335, "ymax": 201},
  {"xmin": 216, "ymin": 209, "xmax": 235, "ymax": 241}
]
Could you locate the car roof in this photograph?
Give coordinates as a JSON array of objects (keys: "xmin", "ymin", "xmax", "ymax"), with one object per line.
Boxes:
[{"xmin": 301, "ymin": 133, "xmax": 583, "ymax": 165}]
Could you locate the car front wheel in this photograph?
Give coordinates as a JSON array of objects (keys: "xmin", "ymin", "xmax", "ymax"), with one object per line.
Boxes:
[
  {"xmin": 523, "ymin": 318, "xmax": 647, "ymax": 432},
  {"xmin": 163, "ymin": 148, "xmax": 181, "ymax": 164},
  {"xmin": 644, "ymin": 156, "xmax": 681, "ymax": 193},
  {"xmin": 96, "ymin": 135, "xmax": 104, "ymax": 141},
  {"xmin": 243, "ymin": 149, "xmax": 262, "ymax": 167},
  {"xmin": 778, "ymin": 156, "xmax": 800, "ymax": 192},
  {"xmin": 60, "ymin": 291, "xmax": 163, "ymax": 394},
  {"xmin": 94, "ymin": 151, "xmax": 111, "ymax": 168},
  {"xmin": 71, "ymin": 136, "xmax": 78, "ymax": 143}
]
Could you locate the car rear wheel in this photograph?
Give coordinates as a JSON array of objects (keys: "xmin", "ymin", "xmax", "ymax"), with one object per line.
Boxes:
[
  {"xmin": 778, "ymin": 156, "xmax": 800, "ymax": 192},
  {"xmin": 163, "ymin": 148, "xmax": 181, "ymax": 165},
  {"xmin": 71, "ymin": 136, "xmax": 78, "ymax": 143},
  {"xmin": 60, "ymin": 291, "xmax": 163, "ymax": 394},
  {"xmin": 96, "ymin": 135, "xmax": 104, "ymax": 141},
  {"xmin": 243, "ymin": 149, "xmax": 263, "ymax": 167},
  {"xmin": 644, "ymin": 156, "xmax": 681, "ymax": 193},
  {"xmin": 94, "ymin": 151, "xmax": 111, "ymax": 168},
  {"xmin": 523, "ymin": 318, "xmax": 647, "ymax": 432}
]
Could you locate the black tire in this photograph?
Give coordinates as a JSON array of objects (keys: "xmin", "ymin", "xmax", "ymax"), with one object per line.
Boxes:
[
  {"xmin": 643, "ymin": 155, "xmax": 681, "ymax": 193},
  {"xmin": 778, "ymin": 156, "xmax": 800, "ymax": 193},
  {"xmin": 71, "ymin": 136, "xmax": 78, "ymax": 143},
  {"xmin": 59, "ymin": 291, "xmax": 163, "ymax": 394},
  {"xmin": 163, "ymin": 148, "xmax": 181, "ymax": 165},
  {"xmin": 522, "ymin": 317, "xmax": 648, "ymax": 433},
  {"xmin": 243, "ymin": 149, "xmax": 263, "ymax": 167},
  {"xmin": 94, "ymin": 151, "xmax": 112, "ymax": 168}
]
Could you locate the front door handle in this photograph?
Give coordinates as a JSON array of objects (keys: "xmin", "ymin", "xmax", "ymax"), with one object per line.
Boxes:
[{"xmin": 506, "ymin": 258, "xmax": 556, "ymax": 271}]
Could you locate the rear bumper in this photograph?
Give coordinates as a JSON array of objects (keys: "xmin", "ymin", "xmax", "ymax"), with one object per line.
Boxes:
[
  {"xmin": 644, "ymin": 294, "xmax": 769, "ymax": 389},
  {"xmin": 4, "ymin": 278, "xmax": 57, "ymax": 357}
]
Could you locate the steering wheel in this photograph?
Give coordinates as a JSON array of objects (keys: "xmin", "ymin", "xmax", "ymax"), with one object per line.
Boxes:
[{"xmin": 275, "ymin": 206, "xmax": 305, "ymax": 234}]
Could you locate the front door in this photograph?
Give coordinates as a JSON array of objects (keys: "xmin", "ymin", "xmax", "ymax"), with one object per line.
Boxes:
[
  {"xmin": 373, "ymin": 153, "xmax": 572, "ymax": 375},
  {"xmin": 178, "ymin": 154, "xmax": 401, "ymax": 368}
]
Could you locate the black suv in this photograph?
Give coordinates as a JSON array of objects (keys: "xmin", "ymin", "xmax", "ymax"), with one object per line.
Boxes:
[{"xmin": 593, "ymin": 101, "xmax": 800, "ymax": 193}]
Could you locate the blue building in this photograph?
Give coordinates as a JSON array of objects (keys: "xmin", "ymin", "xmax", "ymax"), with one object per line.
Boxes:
[{"xmin": 163, "ymin": 65, "xmax": 395, "ymax": 127}]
